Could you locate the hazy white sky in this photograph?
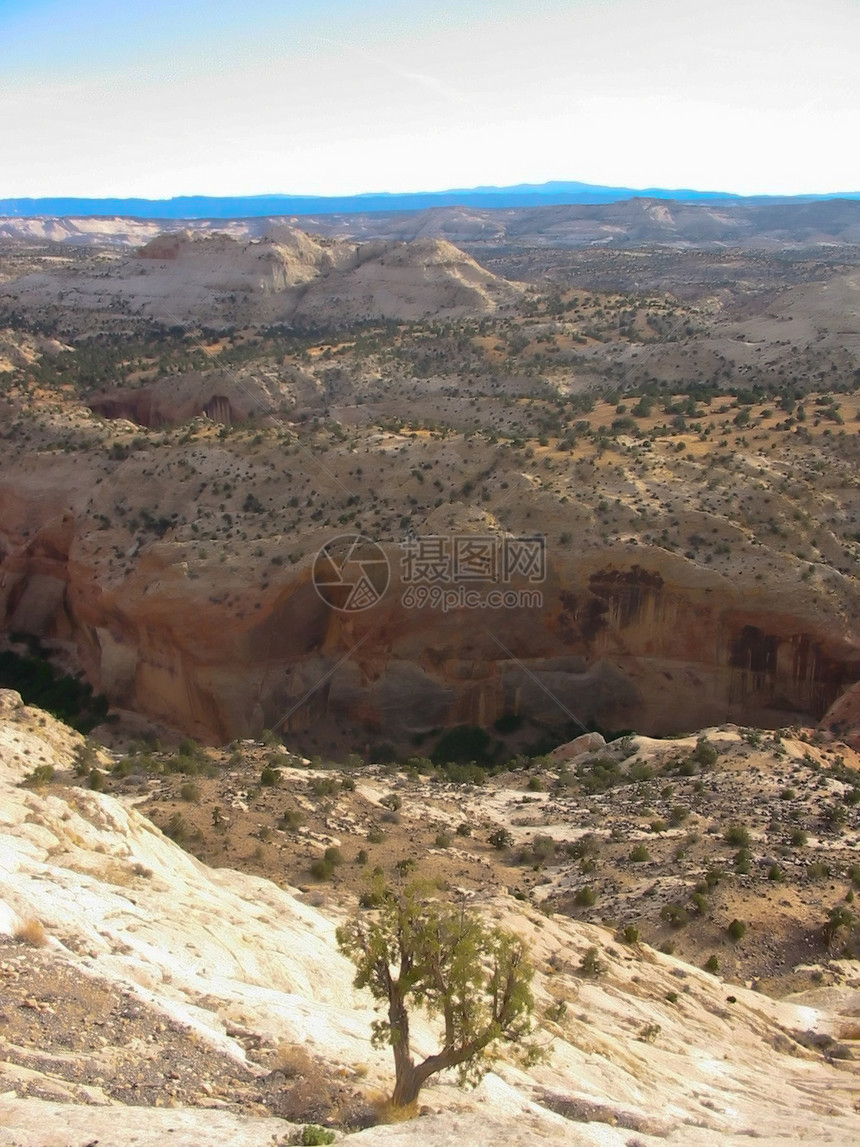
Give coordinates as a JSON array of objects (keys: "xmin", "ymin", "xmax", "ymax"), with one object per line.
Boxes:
[{"xmin": 1, "ymin": 0, "xmax": 858, "ymax": 197}]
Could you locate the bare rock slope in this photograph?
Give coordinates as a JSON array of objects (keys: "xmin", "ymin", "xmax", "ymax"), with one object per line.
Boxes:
[
  {"xmin": 2, "ymin": 690, "xmax": 860, "ymax": 1144},
  {"xmin": 2, "ymin": 229, "xmax": 521, "ymax": 328}
]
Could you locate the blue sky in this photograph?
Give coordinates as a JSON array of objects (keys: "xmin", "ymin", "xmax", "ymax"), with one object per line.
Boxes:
[{"xmin": 2, "ymin": 0, "xmax": 858, "ymax": 197}]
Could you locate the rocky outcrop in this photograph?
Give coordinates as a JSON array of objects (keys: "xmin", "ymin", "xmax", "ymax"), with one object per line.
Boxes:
[
  {"xmin": 1, "ymin": 487, "xmax": 857, "ymax": 745},
  {"xmin": 2, "ymin": 229, "xmax": 522, "ymax": 330}
]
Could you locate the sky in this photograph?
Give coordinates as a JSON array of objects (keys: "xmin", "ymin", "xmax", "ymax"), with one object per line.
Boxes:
[{"xmin": 1, "ymin": 0, "xmax": 858, "ymax": 198}]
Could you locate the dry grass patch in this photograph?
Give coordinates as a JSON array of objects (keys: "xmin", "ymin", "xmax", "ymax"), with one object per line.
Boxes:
[{"xmin": 14, "ymin": 918, "xmax": 48, "ymax": 947}]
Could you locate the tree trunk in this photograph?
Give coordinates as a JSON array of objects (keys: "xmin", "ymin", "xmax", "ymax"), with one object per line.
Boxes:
[{"xmin": 391, "ymin": 1062, "xmax": 424, "ymax": 1107}]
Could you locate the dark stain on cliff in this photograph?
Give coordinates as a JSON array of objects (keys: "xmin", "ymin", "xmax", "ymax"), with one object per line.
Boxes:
[
  {"xmin": 587, "ymin": 566, "xmax": 664, "ymax": 630},
  {"xmin": 729, "ymin": 624, "xmax": 856, "ymax": 718},
  {"xmin": 731, "ymin": 625, "xmax": 779, "ymax": 688}
]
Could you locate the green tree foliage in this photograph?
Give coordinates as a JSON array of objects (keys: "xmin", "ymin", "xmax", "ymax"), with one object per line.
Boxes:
[{"xmin": 336, "ymin": 880, "xmax": 540, "ymax": 1108}]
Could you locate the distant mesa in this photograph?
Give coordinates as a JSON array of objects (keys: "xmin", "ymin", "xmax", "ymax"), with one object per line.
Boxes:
[{"xmin": 2, "ymin": 180, "xmax": 860, "ymax": 221}]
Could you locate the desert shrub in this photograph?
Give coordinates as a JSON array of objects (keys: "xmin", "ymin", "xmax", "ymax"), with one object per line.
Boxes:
[
  {"xmin": 704, "ymin": 954, "xmax": 719, "ymax": 973},
  {"xmin": 693, "ymin": 737, "xmax": 718, "ymax": 768},
  {"xmin": 179, "ymin": 781, "xmax": 201, "ymax": 802},
  {"xmin": 489, "ymin": 828, "xmax": 514, "ymax": 850},
  {"xmin": 14, "ymin": 918, "xmax": 48, "ymax": 947},
  {"xmin": 574, "ymin": 886, "xmax": 596, "ymax": 907},
  {"xmin": 164, "ymin": 812, "xmax": 186, "ymax": 842},
  {"xmin": 579, "ymin": 946, "xmax": 604, "ymax": 977},
  {"xmin": 456, "ymin": 822, "xmax": 472, "ymax": 837},
  {"xmin": 660, "ymin": 903, "xmax": 689, "ymax": 929},
  {"xmin": 544, "ymin": 999, "xmax": 568, "ymax": 1023},
  {"xmin": 434, "ymin": 832, "xmax": 451, "ymax": 848},
  {"xmin": 260, "ymin": 765, "xmax": 280, "ymax": 786},
  {"xmin": 690, "ymin": 892, "xmax": 708, "ymax": 916},
  {"xmin": 727, "ymin": 918, "xmax": 747, "ymax": 941},
  {"xmin": 703, "ymin": 866, "xmax": 724, "ymax": 889},
  {"xmin": 789, "ymin": 828, "xmax": 808, "ymax": 847},
  {"xmin": 768, "ymin": 864, "xmax": 784, "ymax": 881},
  {"xmin": 576, "ymin": 755, "xmax": 623, "ymax": 793},
  {"xmin": 629, "ymin": 844, "xmax": 650, "ymax": 862},
  {"xmin": 807, "ymin": 860, "xmax": 831, "ymax": 879},
  {"xmin": 88, "ymin": 768, "xmax": 106, "ymax": 791},
  {"xmin": 531, "ymin": 834, "xmax": 556, "ymax": 861},
  {"xmin": 73, "ymin": 741, "xmax": 98, "ymax": 776},
  {"xmin": 22, "ymin": 763, "xmax": 55, "ymax": 786},
  {"xmin": 367, "ymin": 826, "xmax": 385, "ymax": 844},
  {"xmin": 279, "ymin": 808, "xmax": 305, "ymax": 831},
  {"xmin": 291, "ymin": 1126, "xmax": 335, "ymax": 1146},
  {"xmin": 822, "ymin": 905, "xmax": 855, "ymax": 947},
  {"xmin": 734, "ymin": 848, "xmax": 752, "ymax": 874},
  {"xmin": 620, "ymin": 924, "xmax": 640, "ymax": 945},
  {"xmin": 310, "ymin": 776, "xmax": 338, "ymax": 797},
  {"xmin": 724, "ymin": 824, "xmax": 751, "ymax": 847}
]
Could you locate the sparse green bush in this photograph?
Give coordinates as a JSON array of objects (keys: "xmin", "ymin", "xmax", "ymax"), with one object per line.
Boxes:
[
  {"xmin": 660, "ymin": 903, "xmax": 689, "ymax": 929},
  {"xmin": 179, "ymin": 781, "xmax": 201, "ymax": 802},
  {"xmin": 574, "ymin": 886, "xmax": 596, "ymax": 907},
  {"xmin": 727, "ymin": 918, "xmax": 747, "ymax": 941},
  {"xmin": 704, "ymin": 954, "xmax": 720, "ymax": 973},
  {"xmin": 693, "ymin": 737, "xmax": 718, "ymax": 768},
  {"xmin": 579, "ymin": 946, "xmax": 604, "ymax": 977},
  {"xmin": 724, "ymin": 824, "xmax": 751, "ymax": 848},
  {"xmin": 280, "ymin": 808, "xmax": 305, "ymax": 831},
  {"xmin": 544, "ymin": 1000, "xmax": 567, "ymax": 1023},
  {"xmin": 22, "ymin": 763, "xmax": 55, "ymax": 786},
  {"xmin": 292, "ymin": 1125, "xmax": 335, "ymax": 1146},
  {"xmin": 629, "ymin": 844, "xmax": 650, "ymax": 862},
  {"xmin": 489, "ymin": 828, "xmax": 514, "ymax": 851}
]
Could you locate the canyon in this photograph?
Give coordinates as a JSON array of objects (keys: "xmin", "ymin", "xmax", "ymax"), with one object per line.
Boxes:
[{"xmin": 0, "ymin": 205, "xmax": 858, "ymax": 756}]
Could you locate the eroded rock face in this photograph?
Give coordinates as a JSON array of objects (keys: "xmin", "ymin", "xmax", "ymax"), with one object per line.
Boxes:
[{"xmin": 1, "ymin": 493, "xmax": 857, "ymax": 745}]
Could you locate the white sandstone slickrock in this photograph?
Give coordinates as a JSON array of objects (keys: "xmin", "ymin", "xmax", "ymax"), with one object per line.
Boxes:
[{"xmin": 0, "ymin": 689, "xmax": 859, "ymax": 1146}]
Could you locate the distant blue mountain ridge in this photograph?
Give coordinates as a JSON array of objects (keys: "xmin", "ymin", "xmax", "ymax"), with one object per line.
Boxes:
[{"xmin": 2, "ymin": 181, "xmax": 859, "ymax": 219}]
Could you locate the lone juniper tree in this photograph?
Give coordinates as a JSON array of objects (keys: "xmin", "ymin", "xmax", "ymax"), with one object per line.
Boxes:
[{"xmin": 336, "ymin": 880, "xmax": 540, "ymax": 1109}]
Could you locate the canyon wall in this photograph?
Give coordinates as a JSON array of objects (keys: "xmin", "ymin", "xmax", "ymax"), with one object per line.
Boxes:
[{"xmin": 1, "ymin": 490, "xmax": 857, "ymax": 747}]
